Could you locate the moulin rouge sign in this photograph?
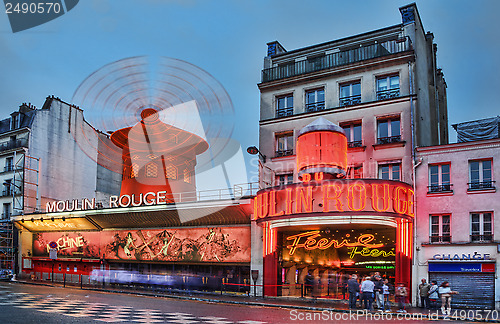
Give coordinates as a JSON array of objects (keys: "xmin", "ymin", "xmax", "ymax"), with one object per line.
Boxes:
[{"xmin": 253, "ymin": 179, "xmax": 414, "ymax": 221}]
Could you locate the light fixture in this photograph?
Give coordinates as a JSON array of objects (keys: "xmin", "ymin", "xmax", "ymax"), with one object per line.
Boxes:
[
  {"xmin": 62, "ymin": 216, "xmax": 66, "ymax": 221},
  {"xmin": 40, "ymin": 218, "xmax": 43, "ymax": 222},
  {"xmin": 51, "ymin": 217, "xmax": 55, "ymax": 222},
  {"xmin": 246, "ymin": 146, "xmax": 266, "ymax": 163}
]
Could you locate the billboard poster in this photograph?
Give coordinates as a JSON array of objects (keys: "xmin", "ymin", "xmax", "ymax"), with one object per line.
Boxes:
[{"xmin": 33, "ymin": 227, "xmax": 250, "ymax": 263}]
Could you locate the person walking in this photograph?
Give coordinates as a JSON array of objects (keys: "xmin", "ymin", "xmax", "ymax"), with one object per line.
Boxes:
[
  {"xmin": 382, "ymin": 279, "xmax": 391, "ymax": 312},
  {"xmin": 438, "ymin": 281, "xmax": 458, "ymax": 315},
  {"xmin": 428, "ymin": 280, "xmax": 439, "ymax": 309},
  {"xmin": 304, "ymin": 270, "xmax": 314, "ymax": 297},
  {"xmin": 361, "ymin": 276, "xmax": 375, "ymax": 311},
  {"xmin": 418, "ymin": 278, "xmax": 431, "ymax": 309},
  {"xmin": 395, "ymin": 282, "xmax": 408, "ymax": 313},
  {"xmin": 373, "ymin": 275, "xmax": 384, "ymax": 310},
  {"xmin": 347, "ymin": 274, "xmax": 360, "ymax": 309}
]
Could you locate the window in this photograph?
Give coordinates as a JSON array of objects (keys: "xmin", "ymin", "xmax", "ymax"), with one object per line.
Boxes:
[
  {"xmin": 347, "ymin": 165, "xmax": 363, "ymax": 179},
  {"xmin": 428, "ymin": 164, "xmax": 451, "ymax": 193},
  {"xmin": 377, "ymin": 117, "xmax": 401, "ymax": 144},
  {"xmin": 277, "ymin": 174, "xmax": 293, "ymax": 186},
  {"xmin": 376, "ymin": 75, "xmax": 400, "ymax": 100},
  {"xmin": 339, "ymin": 81, "xmax": 361, "ymax": 107},
  {"xmin": 145, "ymin": 162, "xmax": 158, "ymax": 178},
  {"xmin": 276, "ymin": 94, "xmax": 293, "ymax": 118},
  {"xmin": 1, "ymin": 203, "xmax": 10, "ymax": 220},
  {"xmin": 11, "ymin": 114, "xmax": 19, "ymax": 130},
  {"xmin": 430, "ymin": 215, "xmax": 451, "ymax": 243},
  {"xmin": 469, "ymin": 160, "xmax": 494, "ymax": 190},
  {"xmin": 165, "ymin": 164, "xmax": 177, "ymax": 180},
  {"xmin": 341, "ymin": 123, "xmax": 362, "ymax": 148},
  {"xmin": 4, "ymin": 157, "xmax": 13, "ymax": 172},
  {"xmin": 130, "ymin": 163, "xmax": 139, "ymax": 178},
  {"xmin": 471, "ymin": 212, "xmax": 493, "ymax": 242},
  {"xmin": 378, "ymin": 163, "xmax": 400, "ymax": 181},
  {"xmin": 276, "ymin": 132, "xmax": 294, "ymax": 157},
  {"xmin": 2, "ymin": 179, "xmax": 12, "ymax": 196},
  {"xmin": 305, "ymin": 88, "xmax": 325, "ymax": 112},
  {"xmin": 184, "ymin": 169, "xmax": 192, "ymax": 184}
]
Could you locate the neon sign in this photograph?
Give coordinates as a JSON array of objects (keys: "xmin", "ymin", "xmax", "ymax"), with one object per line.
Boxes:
[
  {"xmin": 286, "ymin": 230, "xmax": 384, "ymax": 256},
  {"xmin": 253, "ymin": 179, "xmax": 414, "ymax": 221}
]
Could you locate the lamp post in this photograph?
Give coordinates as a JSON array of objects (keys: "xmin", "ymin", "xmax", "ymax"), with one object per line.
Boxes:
[{"xmin": 246, "ymin": 146, "xmax": 266, "ymax": 163}]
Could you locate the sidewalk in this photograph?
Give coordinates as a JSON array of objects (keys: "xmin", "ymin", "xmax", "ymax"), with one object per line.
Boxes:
[{"xmin": 11, "ymin": 279, "xmax": 499, "ymax": 322}]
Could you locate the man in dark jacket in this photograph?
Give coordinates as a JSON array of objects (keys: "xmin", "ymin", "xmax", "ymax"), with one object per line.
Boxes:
[
  {"xmin": 373, "ymin": 275, "xmax": 384, "ymax": 309},
  {"xmin": 347, "ymin": 274, "xmax": 360, "ymax": 309}
]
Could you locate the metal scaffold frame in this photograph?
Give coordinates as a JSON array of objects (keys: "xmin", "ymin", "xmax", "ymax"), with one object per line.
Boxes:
[{"xmin": 0, "ymin": 222, "xmax": 13, "ymax": 270}]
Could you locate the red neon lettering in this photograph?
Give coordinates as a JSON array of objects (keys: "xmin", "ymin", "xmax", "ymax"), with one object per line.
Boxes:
[
  {"xmin": 347, "ymin": 183, "xmax": 366, "ymax": 211},
  {"xmin": 393, "ymin": 186, "xmax": 408, "ymax": 214},
  {"xmin": 314, "ymin": 172, "xmax": 324, "ymax": 181},
  {"xmin": 285, "ymin": 188, "xmax": 293, "ymax": 215},
  {"xmin": 268, "ymin": 190, "xmax": 284, "ymax": 217},
  {"xmin": 323, "ymin": 184, "xmax": 344, "ymax": 212},
  {"xmin": 257, "ymin": 192, "xmax": 269, "ymax": 218},
  {"xmin": 407, "ymin": 189, "xmax": 415, "ymax": 217},
  {"xmin": 371, "ymin": 184, "xmax": 390, "ymax": 212},
  {"xmin": 302, "ymin": 174, "xmax": 311, "ymax": 182},
  {"xmin": 295, "ymin": 186, "xmax": 313, "ymax": 214}
]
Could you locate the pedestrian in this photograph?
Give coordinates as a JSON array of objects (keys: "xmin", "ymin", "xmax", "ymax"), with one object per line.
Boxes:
[
  {"xmin": 373, "ymin": 275, "xmax": 384, "ymax": 310},
  {"xmin": 361, "ymin": 276, "xmax": 375, "ymax": 311},
  {"xmin": 347, "ymin": 274, "xmax": 360, "ymax": 309},
  {"xmin": 418, "ymin": 278, "xmax": 430, "ymax": 308},
  {"xmin": 382, "ymin": 279, "xmax": 391, "ymax": 312},
  {"xmin": 428, "ymin": 280, "xmax": 439, "ymax": 309},
  {"xmin": 395, "ymin": 282, "xmax": 408, "ymax": 313},
  {"xmin": 438, "ymin": 281, "xmax": 458, "ymax": 315},
  {"xmin": 304, "ymin": 270, "xmax": 314, "ymax": 297}
]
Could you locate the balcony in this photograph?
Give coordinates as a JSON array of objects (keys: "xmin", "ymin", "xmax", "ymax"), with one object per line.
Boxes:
[
  {"xmin": 305, "ymin": 101, "xmax": 325, "ymax": 113},
  {"xmin": 376, "ymin": 88, "xmax": 400, "ymax": 100},
  {"xmin": 0, "ymin": 139, "xmax": 28, "ymax": 152},
  {"xmin": 262, "ymin": 37, "xmax": 412, "ymax": 83},
  {"xmin": 339, "ymin": 95, "xmax": 361, "ymax": 107},
  {"xmin": 276, "ymin": 149, "xmax": 293, "ymax": 157},
  {"xmin": 276, "ymin": 107, "xmax": 293, "ymax": 118},
  {"xmin": 429, "ymin": 235, "xmax": 451, "ymax": 243},
  {"xmin": 470, "ymin": 234, "xmax": 493, "ymax": 243},
  {"xmin": 428, "ymin": 184, "xmax": 453, "ymax": 194},
  {"xmin": 468, "ymin": 181, "xmax": 495, "ymax": 191},
  {"xmin": 377, "ymin": 135, "xmax": 401, "ymax": 145},
  {"xmin": 347, "ymin": 140, "xmax": 363, "ymax": 148},
  {"xmin": 1, "ymin": 189, "xmax": 12, "ymax": 197}
]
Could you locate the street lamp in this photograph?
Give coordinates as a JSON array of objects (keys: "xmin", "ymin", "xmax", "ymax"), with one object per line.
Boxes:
[{"xmin": 246, "ymin": 146, "xmax": 266, "ymax": 163}]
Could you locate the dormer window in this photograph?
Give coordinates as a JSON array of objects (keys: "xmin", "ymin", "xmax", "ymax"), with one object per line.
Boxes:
[{"xmin": 11, "ymin": 114, "xmax": 20, "ymax": 130}]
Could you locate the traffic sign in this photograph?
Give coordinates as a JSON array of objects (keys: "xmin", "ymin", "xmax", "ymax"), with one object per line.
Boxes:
[{"xmin": 49, "ymin": 241, "xmax": 57, "ymax": 249}]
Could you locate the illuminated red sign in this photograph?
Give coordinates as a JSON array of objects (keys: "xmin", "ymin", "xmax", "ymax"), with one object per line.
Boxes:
[{"xmin": 253, "ymin": 179, "xmax": 414, "ymax": 221}]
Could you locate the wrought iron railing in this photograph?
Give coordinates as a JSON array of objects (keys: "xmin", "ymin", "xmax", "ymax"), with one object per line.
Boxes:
[
  {"xmin": 339, "ymin": 95, "xmax": 361, "ymax": 107},
  {"xmin": 468, "ymin": 181, "xmax": 495, "ymax": 190},
  {"xmin": 376, "ymin": 88, "xmax": 400, "ymax": 101},
  {"xmin": 276, "ymin": 107, "xmax": 293, "ymax": 118},
  {"xmin": 428, "ymin": 184, "xmax": 453, "ymax": 193},
  {"xmin": 262, "ymin": 37, "xmax": 412, "ymax": 82},
  {"xmin": 377, "ymin": 135, "xmax": 401, "ymax": 145},
  {"xmin": 305, "ymin": 101, "xmax": 325, "ymax": 112},
  {"xmin": 429, "ymin": 235, "xmax": 451, "ymax": 243},
  {"xmin": 276, "ymin": 150, "xmax": 294, "ymax": 157},
  {"xmin": 470, "ymin": 234, "xmax": 493, "ymax": 242},
  {"xmin": 0, "ymin": 139, "xmax": 28, "ymax": 152},
  {"xmin": 348, "ymin": 140, "xmax": 363, "ymax": 148}
]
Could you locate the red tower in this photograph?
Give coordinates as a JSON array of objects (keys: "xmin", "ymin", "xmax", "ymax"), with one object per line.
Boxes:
[{"xmin": 110, "ymin": 108, "xmax": 209, "ymax": 201}]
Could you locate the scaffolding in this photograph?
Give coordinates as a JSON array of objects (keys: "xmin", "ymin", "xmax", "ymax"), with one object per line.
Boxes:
[{"xmin": 0, "ymin": 222, "xmax": 13, "ymax": 270}]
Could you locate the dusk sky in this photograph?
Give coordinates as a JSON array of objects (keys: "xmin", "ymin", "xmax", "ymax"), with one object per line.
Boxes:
[{"xmin": 1, "ymin": 0, "xmax": 499, "ymax": 174}]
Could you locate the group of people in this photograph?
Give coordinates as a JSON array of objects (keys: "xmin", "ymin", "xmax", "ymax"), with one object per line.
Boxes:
[
  {"xmin": 418, "ymin": 278, "xmax": 458, "ymax": 314},
  {"xmin": 346, "ymin": 273, "xmax": 409, "ymax": 313}
]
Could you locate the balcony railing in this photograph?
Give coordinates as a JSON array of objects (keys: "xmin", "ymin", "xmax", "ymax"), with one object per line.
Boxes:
[
  {"xmin": 276, "ymin": 149, "xmax": 293, "ymax": 157},
  {"xmin": 262, "ymin": 37, "xmax": 412, "ymax": 83},
  {"xmin": 429, "ymin": 235, "xmax": 451, "ymax": 243},
  {"xmin": 377, "ymin": 135, "xmax": 401, "ymax": 145},
  {"xmin": 276, "ymin": 107, "xmax": 293, "ymax": 118},
  {"xmin": 470, "ymin": 234, "xmax": 493, "ymax": 242},
  {"xmin": 1, "ymin": 189, "xmax": 12, "ymax": 197},
  {"xmin": 468, "ymin": 181, "xmax": 495, "ymax": 191},
  {"xmin": 305, "ymin": 101, "xmax": 325, "ymax": 112},
  {"xmin": 339, "ymin": 95, "xmax": 361, "ymax": 107},
  {"xmin": 348, "ymin": 140, "xmax": 363, "ymax": 148},
  {"xmin": 428, "ymin": 184, "xmax": 453, "ymax": 193},
  {"xmin": 3, "ymin": 165, "xmax": 14, "ymax": 172},
  {"xmin": 376, "ymin": 88, "xmax": 400, "ymax": 100},
  {"xmin": 0, "ymin": 139, "xmax": 28, "ymax": 152}
]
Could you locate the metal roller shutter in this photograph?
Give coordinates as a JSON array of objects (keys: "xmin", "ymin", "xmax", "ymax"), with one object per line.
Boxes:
[{"xmin": 429, "ymin": 272, "xmax": 494, "ymax": 309}]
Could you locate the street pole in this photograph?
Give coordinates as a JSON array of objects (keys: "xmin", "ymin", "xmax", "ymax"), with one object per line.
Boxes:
[{"xmin": 51, "ymin": 260, "xmax": 54, "ymax": 283}]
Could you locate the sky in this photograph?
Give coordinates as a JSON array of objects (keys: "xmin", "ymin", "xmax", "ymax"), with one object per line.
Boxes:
[{"xmin": 1, "ymin": 0, "xmax": 500, "ymax": 184}]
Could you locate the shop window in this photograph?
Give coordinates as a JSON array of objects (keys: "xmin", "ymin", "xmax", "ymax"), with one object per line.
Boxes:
[
  {"xmin": 184, "ymin": 169, "xmax": 192, "ymax": 184},
  {"xmin": 131, "ymin": 163, "xmax": 139, "ymax": 178},
  {"xmin": 145, "ymin": 162, "xmax": 158, "ymax": 178},
  {"xmin": 339, "ymin": 81, "xmax": 361, "ymax": 107},
  {"xmin": 166, "ymin": 164, "xmax": 177, "ymax": 180},
  {"xmin": 305, "ymin": 88, "xmax": 325, "ymax": 112},
  {"xmin": 430, "ymin": 214, "xmax": 451, "ymax": 243},
  {"xmin": 376, "ymin": 75, "xmax": 400, "ymax": 100},
  {"xmin": 428, "ymin": 163, "xmax": 451, "ymax": 193},
  {"xmin": 377, "ymin": 116, "xmax": 401, "ymax": 144},
  {"xmin": 276, "ymin": 94, "xmax": 293, "ymax": 118},
  {"xmin": 341, "ymin": 122, "xmax": 362, "ymax": 148},
  {"xmin": 471, "ymin": 212, "xmax": 493, "ymax": 242},
  {"xmin": 347, "ymin": 165, "xmax": 363, "ymax": 179},
  {"xmin": 468, "ymin": 159, "xmax": 494, "ymax": 190},
  {"xmin": 277, "ymin": 174, "xmax": 293, "ymax": 186},
  {"xmin": 276, "ymin": 132, "xmax": 294, "ymax": 157},
  {"xmin": 378, "ymin": 163, "xmax": 400, "ymax": 181},
  {"xmin": 74, "ymin": 266, "xmax": 77, "ymax": 272}
]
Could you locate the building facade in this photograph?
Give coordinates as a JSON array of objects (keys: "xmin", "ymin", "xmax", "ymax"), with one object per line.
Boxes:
[
  {"xmin": 415, "ymin": 119, "xmax": 500, "ymax": 309},
  {"xmin": 252, "ymin": 3, "xmax": 447, "ymax": 300}
]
